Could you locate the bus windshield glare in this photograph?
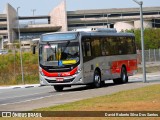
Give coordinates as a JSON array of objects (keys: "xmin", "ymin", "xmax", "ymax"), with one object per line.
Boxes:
[{"xmin": 39, "ymin": 41, "xmax": 80, "ymax": 66}]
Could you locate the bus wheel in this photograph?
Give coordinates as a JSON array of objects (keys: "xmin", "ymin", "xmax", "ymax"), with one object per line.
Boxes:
[
  {"xmin": 93, "ymin": 70, "xmax": 101, "ymax": 88},
  {"xmin": 120, "ymin": 67, "xmax": 128, "ymax": 83},
  {"xmin": 113, "ymin": 67, "xmax": 128, "ymax": 84},
  {"xmin": 54, "ymin": 85, "xmax": 64, "ymax": 92}
]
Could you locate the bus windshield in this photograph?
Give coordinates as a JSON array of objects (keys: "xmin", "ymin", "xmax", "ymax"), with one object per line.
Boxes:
[{"xmin": 39, "ymin": 41, "xmax": 80, "ymax": 66}]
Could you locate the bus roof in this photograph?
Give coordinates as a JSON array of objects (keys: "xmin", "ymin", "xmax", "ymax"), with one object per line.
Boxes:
[{"xmin": 42, "ymin": 28, "xmax": 134, "ymax": 37}]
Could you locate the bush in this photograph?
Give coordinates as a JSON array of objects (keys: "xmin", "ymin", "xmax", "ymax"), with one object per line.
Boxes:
[{"xmin": 126, "ymin": 28, "xmax": 160, "ymax": 50}]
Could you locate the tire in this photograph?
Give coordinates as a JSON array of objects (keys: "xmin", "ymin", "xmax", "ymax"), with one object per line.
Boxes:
[
  {"xmin": 120, "ymin": 67, "xmax": 128, "ymax": 83},
  {"xmin": 54, "ymin": 85, "xmax": 64, "ymax": 92},
  {"xmin": 93, "ymin": 70, "xmax": 101, "ymax": 88},
  {"xmin": 101, "ymin": 80, "xmax": 105, "ymax": 86},
  {"xmin": 113, "ymin": 67, "xmax": 128, "ymax": 84}
]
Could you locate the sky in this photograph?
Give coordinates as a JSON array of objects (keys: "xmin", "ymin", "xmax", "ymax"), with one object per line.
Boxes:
[{"xmin": 0, "ymin": 0, "xmax": 160, "ymax": 16}]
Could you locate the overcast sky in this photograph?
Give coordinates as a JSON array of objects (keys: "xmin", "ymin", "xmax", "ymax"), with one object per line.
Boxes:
[{"xmin": 0, "ymin": 0, "xmax": 160, "ymax": 16}]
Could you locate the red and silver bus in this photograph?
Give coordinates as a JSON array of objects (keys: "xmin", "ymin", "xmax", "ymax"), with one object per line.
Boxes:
[{"xmin": 35, "ymin": 28, "xmax": 137, "ymax": 91}]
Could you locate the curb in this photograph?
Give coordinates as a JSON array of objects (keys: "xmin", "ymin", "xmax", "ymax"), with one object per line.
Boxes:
[{"xmin": 0, "ymin": 84, "xmax": 41, "ymax": 90}]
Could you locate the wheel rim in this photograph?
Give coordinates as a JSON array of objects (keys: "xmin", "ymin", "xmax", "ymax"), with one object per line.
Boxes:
[
  {"xmin": 122, "ymin": 68, "xmax": 127, "ymax": 82},
  {"xmin": 122, "ymin": 73, "xmax": 126, "ymax": 81},
  {"xmin": 95, "ymin": 74, "xmax": 101, "ymax": 87}
]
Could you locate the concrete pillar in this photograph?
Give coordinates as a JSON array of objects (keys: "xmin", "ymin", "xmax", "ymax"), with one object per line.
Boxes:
[
  {"xmin": 6, "ymin": 3, "xmax": 17, "ymax": 43},
  {"xmin": 114, "ymin": 21, "xmax": 134, "ymax": 32},
  {"xmin": 49, "ymin": 0, "xmax": 68, "ymax": 31},
  {"xmin": 134, "ymin": 20, "xmax": 152, "ymax": 29}
]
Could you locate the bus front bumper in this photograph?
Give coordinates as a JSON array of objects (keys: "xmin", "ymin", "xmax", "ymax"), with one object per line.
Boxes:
[{"xmin": 39, "ymin": 72, "xmax": 84, "ymax": 86}]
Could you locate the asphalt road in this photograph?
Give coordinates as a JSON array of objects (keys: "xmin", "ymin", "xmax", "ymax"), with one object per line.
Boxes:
[{"xmin": 0, "ymin": 73, "xmax": 160, "ymax": 111}]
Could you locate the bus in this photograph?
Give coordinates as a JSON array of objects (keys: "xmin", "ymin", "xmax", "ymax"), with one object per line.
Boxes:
[{"xmin": 34, "ymin": 28, "xmax": 137, "ymax": 91}]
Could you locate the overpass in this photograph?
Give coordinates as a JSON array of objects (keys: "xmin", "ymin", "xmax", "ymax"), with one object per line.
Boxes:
[
  {"xmin": 67, "ymin": 7, "xmax": 160, "ymax": 31},
  {"xmin": 19, "ymin": 15, "xmax": 51, "ymax": 24}
]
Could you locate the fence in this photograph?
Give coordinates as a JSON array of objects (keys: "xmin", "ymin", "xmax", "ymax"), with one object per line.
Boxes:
[
  {"xmin": 136, "ymin": 49, "xmax": 160, "ymax": 81},
  {"xmin": 137, "ymin": 49, "xmax": 160, "ymax": 63},
  {"xmin": 145, "ymin": 49, "xmax": 160, "ymax": 62}
]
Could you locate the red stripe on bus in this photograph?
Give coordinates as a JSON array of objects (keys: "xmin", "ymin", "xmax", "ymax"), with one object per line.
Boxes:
[
  {"xmin": 42, "ymin": 67, "xmax": 78, "ymax": 77},
  {"xmin": 111, "ymin": 59, "xmax": 137, "ymax": 74}
]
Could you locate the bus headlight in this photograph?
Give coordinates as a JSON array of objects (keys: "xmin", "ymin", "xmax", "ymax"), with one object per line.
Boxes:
[{"xmin": 76, "ymin": 68, "xmax": 82, "ymax": 74}]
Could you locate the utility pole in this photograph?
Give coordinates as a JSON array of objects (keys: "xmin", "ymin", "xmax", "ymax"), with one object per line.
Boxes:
[
  {"xmin": 133, "ymin": 0, "xmax": 146, "ymax": 83},
  {"xmin": 31, "ymin": 9, "xmax": 36, "ymax": 24},
  {"xmin": 17, "ymin": 7, "xmax": 25, "ymax": 84}
]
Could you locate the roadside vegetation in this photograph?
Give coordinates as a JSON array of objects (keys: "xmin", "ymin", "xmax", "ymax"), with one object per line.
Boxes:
[
  {"xmin": 0, "ymin": 52, "xmax": 39, "ymax": 85},
  {"xmin": 126, "ymin": 28, "xmax": 160, "ymax": 49}
]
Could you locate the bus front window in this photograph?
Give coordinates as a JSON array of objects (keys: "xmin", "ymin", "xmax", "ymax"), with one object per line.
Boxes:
[{"xmin": 40, "ymin": 41, "xmax": 80, "ymax": 66}]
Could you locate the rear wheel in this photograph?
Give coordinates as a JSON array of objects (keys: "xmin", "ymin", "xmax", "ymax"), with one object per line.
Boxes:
[
  {"xmin": 54, "ymin": 85, "xmax": 64, "ymax": 92},
  {"xmin": 113, "ymin": 67, "xmax": 128, "ymax": 84},
  {"xmin": 121, "ymin": 67, "xmax": 128, "ymax": 83}
]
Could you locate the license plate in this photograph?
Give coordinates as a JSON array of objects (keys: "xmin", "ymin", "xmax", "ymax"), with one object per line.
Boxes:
[{"xmin": 56, "ymin": 78, "xmax": 64, "ymax": 81}]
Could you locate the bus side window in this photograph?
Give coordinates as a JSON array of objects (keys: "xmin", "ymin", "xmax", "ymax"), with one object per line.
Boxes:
[
  {"xmin": 82, "ymin": 37, "xmax": 92, "ymax": 57},
  {"xmin": 119, "ymin": 37, "xmax": 126, "ymax": 55},
  {"xmin": 85, "ymin": 42, "xmax": 91, "ymax": 56},
  {"xmin": 91, "ymin": 37, "xmax": 101, "ymax": 57},
  {"xmin": 82, "ymin": 43, "xmax": 86, "ymax": 57},
  {"xmin": 128, "ymin": 37, "xmax": 136, "ymax": 54},
  {"xmin": 101, "ymin": 37, "xmax": 110, "ymax": 56}
]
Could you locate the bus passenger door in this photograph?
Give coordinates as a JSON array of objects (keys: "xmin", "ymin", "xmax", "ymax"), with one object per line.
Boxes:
[{"xmin": 82, "ymin": 37, "xmax": 94, "ymax": 84}]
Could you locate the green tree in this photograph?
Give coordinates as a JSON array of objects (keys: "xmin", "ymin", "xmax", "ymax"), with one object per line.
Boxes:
[{"xmin": 126, "ymin": 28, "xmax": 160, "ymax": 49}]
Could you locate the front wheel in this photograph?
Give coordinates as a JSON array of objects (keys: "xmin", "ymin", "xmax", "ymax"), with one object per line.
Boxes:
[
  {"xmin": 93, "ymin": 70, "xmax": 101, "ymax": 88},
  {"xmin": 54, "ymin": 85, "xmax": 64, "ymax": 92}
]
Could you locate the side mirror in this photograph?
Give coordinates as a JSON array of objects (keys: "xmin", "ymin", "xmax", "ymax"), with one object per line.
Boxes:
[{"xmin": 33, "ymin": 46, "xmax": 36, "ymax": 54}]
